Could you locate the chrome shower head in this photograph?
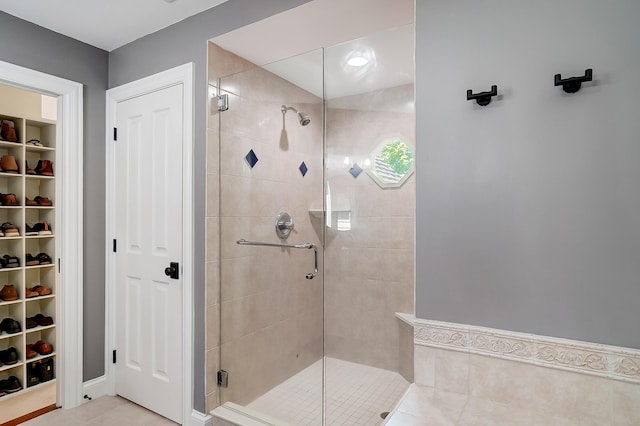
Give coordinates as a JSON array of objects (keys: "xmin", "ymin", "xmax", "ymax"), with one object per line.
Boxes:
[{"xmin": 281, "ymin": 105, "xmax": 311, "ymax": 126}]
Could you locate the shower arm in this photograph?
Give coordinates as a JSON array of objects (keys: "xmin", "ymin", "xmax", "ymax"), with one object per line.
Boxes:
[{"xmin": 236, "ymin": 239, "xmax": 318, "ymax": 280}]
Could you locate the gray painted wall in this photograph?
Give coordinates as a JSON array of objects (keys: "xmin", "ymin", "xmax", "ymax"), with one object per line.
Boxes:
[
  {"xmin": 108, "ymin": 0, "xmax": 311, "ymax": 412},
  {"xmin": 415, "ymin": 0, "xmax": 640, "ymax": 349},
  {"xmin": 0, "ymin": 12, "xmax": 109, "ymax": 381}
]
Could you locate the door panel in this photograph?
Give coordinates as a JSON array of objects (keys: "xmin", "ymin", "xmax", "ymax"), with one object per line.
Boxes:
[{"xmin": 114, "ymin": 83, "xmax": 183, "ymax": 423}]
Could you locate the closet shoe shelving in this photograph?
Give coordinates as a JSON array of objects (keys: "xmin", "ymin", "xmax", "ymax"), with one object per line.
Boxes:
[{"xmin": 0, "ymin": 113, "xmax": 56, "ymax": 402}]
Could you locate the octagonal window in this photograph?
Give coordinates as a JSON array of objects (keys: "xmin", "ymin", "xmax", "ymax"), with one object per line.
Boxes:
[{"xmin": 367, "ymin": 136, "xmax": 414, "ymax": 188}]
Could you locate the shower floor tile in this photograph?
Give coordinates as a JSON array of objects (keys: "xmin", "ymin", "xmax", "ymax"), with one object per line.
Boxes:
[{"xmin": 246, "ymin": 357, "xmax": 410, "ymax": 426}]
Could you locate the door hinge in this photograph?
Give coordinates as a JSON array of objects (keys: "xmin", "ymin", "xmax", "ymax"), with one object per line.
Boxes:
[
  {"xmin": 113, "ymin": 127, "xmax": 118, "ymax": 141},
  {"xmin": 217, "ymin": 370, "xmax": 229, "ymax": 388},
  {"xmin": 57, "ymin": 258, "xmax": 61, "ymax": 273},
  {"xmin": 216, "ymin": 94, "xmax": 229, "ymax": 112},
  {"xmin": 112, "ymin": 350, "xmax": 117, "ymax": 364},
  {"xmin": 113, "ymin": 239, "xmax": 117, "ymax": 253}
]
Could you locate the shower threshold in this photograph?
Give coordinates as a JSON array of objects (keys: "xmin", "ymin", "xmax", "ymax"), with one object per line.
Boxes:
[{"xmin": 214, "ymin": 357, "xmax": 409, "ymax": 426}]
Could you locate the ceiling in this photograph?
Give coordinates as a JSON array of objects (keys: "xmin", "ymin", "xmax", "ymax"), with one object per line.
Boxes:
[
  {"xmin": 0, "ymin": 0, "xmax": 414, "ymax": 102},
  {"xmin": 211, "ymin": 0, "xmax": 414, "ymax": 101},
  {"xmin": 0, "ymin": 0, "xmax": 228, "ymax": 51}
]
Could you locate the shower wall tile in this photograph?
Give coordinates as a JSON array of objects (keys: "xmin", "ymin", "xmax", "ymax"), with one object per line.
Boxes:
[
  {"xmin": 220, "ymin": 174, "xmax": 252, "ymax": 217},
  {"xmin": 206, "ymin": 217, "xmax": 220, "ymax": 262},
  {"xmin": 207, "ymin": 42, "xmax": 255, "ymax": 86},
  {"xmin": 613, "ymin": 381, "xmax": 640, "ymax": 425},
  {"xmin": 207, "ymin": 173, "xmax": 220, "ymax": 218},
  {"xmin": 458, "ymin": 397, "xmax": 537, "ymax": 425},
  {"xmin": 434, "ymin": 347, "xmax": 470, "ymax": 395},
  {"xmin": 468, "ymin": 353, "xmax": 535, "ymax": 408},
  {"xmin": 206, "ymin": 126, "xmax": 219, "ymax": 173},
  {"xmin": 531, "ymin": 361, "xmax": 612, "ymax": 424},
  {"xmin": 206, "ymin": 261, "xmax": 219, "ymax": 307},
  {"xmin": 398, "ymin": 319, "xmax": 414, "ymax": 383},
  {"xmin": 414, "ymin": 345, "xmax": 436, "ymax": 387},
  {"xmin": 411, "ymin": 325, "xmax": 640, "ymax": 424},
  {"xmin": 206, "ymin": 303, "xmax": 220, "ymax": 352},
  {"xmin": 220, "ymin": 257, "xmax": 253, "ymax": 302}
]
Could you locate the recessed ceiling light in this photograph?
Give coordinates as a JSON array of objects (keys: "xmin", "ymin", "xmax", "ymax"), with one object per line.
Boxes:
[
  {"xmin": 164, "ymin": 0, "xmax": 177, "ymax": 3},
  {"xmin": 347, "ymin": 56, "xmax": 369, "ymax": 67}
]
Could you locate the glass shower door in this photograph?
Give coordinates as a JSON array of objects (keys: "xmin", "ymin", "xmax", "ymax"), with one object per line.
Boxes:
[
  {"xmin": 216, "ymin": 48, "xmax": 325, "ymax": 425},
  {"xmin": 322, "ymin": 25, "xmax": 416, "ymax": 425}
]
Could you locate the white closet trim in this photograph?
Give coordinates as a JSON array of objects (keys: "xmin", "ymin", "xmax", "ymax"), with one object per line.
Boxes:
[{"xmin": 0, "ymin": 60, "xmax": 84, "ymax": 409}]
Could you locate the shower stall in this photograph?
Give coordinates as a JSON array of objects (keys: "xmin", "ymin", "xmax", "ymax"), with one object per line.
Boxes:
[{"xmin": 207, "ymin": 24, "xmax": 415, "ymax": 425}]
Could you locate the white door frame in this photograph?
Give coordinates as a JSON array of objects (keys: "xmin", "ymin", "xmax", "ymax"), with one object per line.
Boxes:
[
  {"xmin": 105, "ymin": 63, "xmax": 194, "ymax": 424},
  {"xmin": 0, "ymin": 60, "xmax": 84, "ymax": 409}
]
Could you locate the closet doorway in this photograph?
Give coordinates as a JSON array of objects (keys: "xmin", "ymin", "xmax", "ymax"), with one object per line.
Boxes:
[{"xmin": 0, "ymin": 61, "xmax": 84, "ymax": 423}]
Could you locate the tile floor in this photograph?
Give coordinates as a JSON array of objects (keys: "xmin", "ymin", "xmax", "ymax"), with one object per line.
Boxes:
[
  {"xmin": 247, "ymin": 357, "xmax": 410, "ymax": 425},
  {"xmin": 21, "ymin": 395, "xmax": 176, "ymax": 426}
]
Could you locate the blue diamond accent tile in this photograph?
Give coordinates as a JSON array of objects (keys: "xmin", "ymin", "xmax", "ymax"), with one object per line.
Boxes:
[
  {"xmin": 245, "ymin": 149, "xmax": 259, "ymax": 169},
  {"xmin": 349, "ymin": 163, "xmax": 363, "ymax": 178},
  {"xmin": 299, "ymin": 161, "xmax": 308, "ymax": 177}
]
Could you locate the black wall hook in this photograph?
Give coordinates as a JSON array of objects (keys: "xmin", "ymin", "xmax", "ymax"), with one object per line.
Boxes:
[
  {"xmin": 467, "ymin": 85, "xmax": 498, "ymax": 106},
  {"xmin": 554, "ymin": 69, "xmax": 593, "ymax": 93}
]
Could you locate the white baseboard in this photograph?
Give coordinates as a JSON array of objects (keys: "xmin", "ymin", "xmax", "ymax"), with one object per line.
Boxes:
[
  {"xmin": 190, "ymin": 409, "xmax": 213, "ymax": 426},
  {"xmin": 81, "ymin": 375, "xmax": 110, "ymax": 404}
]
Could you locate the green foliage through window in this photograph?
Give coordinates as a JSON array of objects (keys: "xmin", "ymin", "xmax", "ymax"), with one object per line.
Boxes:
[{"xmin": 379, "ymin": 140, "xmax": 413, "ymax": 175}]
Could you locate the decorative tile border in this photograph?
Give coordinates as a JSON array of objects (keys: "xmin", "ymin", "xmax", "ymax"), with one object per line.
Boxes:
[{"xmin": 414, "ymin": 319, "xmax": 640, "ymax": 384}]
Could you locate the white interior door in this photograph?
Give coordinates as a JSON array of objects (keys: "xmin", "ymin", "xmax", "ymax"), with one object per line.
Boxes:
[{"xmin": 113, "ymin": 83, "xmax": 184, "ymax": 423}]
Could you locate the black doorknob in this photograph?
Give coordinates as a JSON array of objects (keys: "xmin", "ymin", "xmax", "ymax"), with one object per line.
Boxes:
[{"xmin": 164, "ymin": 262, "xmax": 179, "ymax": 279}]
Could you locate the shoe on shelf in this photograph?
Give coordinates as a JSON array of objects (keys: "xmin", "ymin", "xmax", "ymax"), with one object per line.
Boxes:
[
  {"xmin": 0, "ymin": 284, "xmax": 18, "ymax": 301},
  {"xmin": 30, "ymin": 284, "xmax": 52, "ymax": 296},
  {"xmin": 25, "ymin": 197, "xmax": 38, "ymax": 206},
  {"xmin": 34, "ymin": 196, "xmax": 53, "ymax": 206},
  {"xmin": 27, "ymin": 363, "xmax": 40, "ymax": 387},
  {"xmin": 36, "ymin": 252, "xmax": 52, "ymax": 264},
  {"xmin": 0, "ymin": 155, "xmax": 19, "ymax": 173},
  {"xmin": 39, "ymin": 358, "xmax": 54, "ymax": 382},
  {"xmin": 0, "ymin": 222, "xmax": 19, "ymax": 237},
  {"xmin": 1, "ymin": 255, "xmax": 20, "ymax": 268},
  {"xmin": 25, "ymin": 344, "xmax": 37, "ymax": 359},
  {"xmin": 26, "ymin": 317, "xmax": 38, "ymax": 329},
  {"xmin": 27, "ymin": 139, "xmax": 43, "ymax": 147},
  {"xmin": 0, "ymin": 347, "xmax": 18, "ymax": 365},
  {"xmin": 35, "ymin": 160, "xmax": 54, "ymax": 176},
  {"xmin": 25, "ymin": 287, "xmax": 39, "ymax": 298},
  {"xmin": 0, "ymin": 318, "xmax": 21, "ymax": 334},
  {"xmin": 25, "ymin": 222, "xmax": 52, "ymax": 236},
  {"xmin": 32, "ymin": 340, "xmax": 53, "ymax": 355},
  {"xmin": 0, "ymin": 376, "xmax": 22, "ymax": 393},
  {"xmin": 0, "ymin": 193, "xmax": 18, "ymax": 206},
  {"xmin": 25, "ymin": 161, "xmax": 36, "ymax": 175},
  {"xmin": 0, "ymin": 120, "xmax": 18, "ymax": 142},
  {"xmin": 25, "ymin": 224, "xmax": 38, "ymax": 236},
  {"xmin": 30, "ymin": 313, "xmax": 53, "ymax": 327},
  {"xmin": 26, "ymin": 253, "xmax": 40, "ymax": 266}
]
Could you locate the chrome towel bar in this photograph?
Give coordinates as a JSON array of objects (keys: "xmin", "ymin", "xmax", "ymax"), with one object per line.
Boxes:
[{"xmin": 236, "ymin": 239, "xmax": 318, "ymax": 280}]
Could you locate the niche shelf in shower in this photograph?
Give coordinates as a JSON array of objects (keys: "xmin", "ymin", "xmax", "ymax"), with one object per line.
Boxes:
[
  {"xmin": 308, "ymin": 209, "xmax": 351, "ymax": 218},
  {"xmin": 308, "ymin": 209, "xmax": 352, "ymax": 231}
]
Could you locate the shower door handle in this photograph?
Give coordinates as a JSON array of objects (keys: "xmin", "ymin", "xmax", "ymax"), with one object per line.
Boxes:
[{"xmin": 237, "ymin": 239, "xmax": 318, "ymax": 280}]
